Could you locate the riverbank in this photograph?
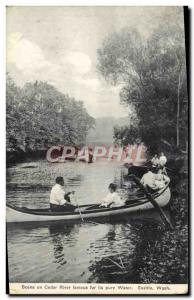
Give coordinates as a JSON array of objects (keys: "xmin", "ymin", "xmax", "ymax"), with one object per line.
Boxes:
[
  {"xmin": 137, "ymin": 177, "xmax": 188, "ymax": 284},
  {"xmin": 6, "ymin": 150, "xmax": 47, "ymax": 167}
]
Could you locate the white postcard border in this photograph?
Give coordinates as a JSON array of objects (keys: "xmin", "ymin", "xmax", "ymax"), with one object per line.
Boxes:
[{"xmin": 9, "ymin": 283, "xmax": 188, "ymax": 295}]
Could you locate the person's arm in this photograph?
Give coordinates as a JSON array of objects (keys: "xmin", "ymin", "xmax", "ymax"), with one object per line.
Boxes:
[
  {"xmin": 64, "ymin": 191, "xmax": 75, "ymax": 203},
  {"xmin": 60, "ymin": 199, "xmax": 66, "ymax": 205},
  {"xmin": 65, "ymin": 191, "xmax": 75, "ymax": 196}
]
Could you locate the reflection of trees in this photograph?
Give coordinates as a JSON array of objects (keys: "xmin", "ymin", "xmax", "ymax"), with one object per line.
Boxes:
[{"xmin": 48, "ymin": 223, "xmax": 77, "ymax": 269}]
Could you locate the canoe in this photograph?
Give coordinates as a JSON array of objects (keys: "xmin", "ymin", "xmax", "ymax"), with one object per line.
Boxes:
[{"xmin": 6, "ymin": 184, "xmax": 171, "ymax": 224}]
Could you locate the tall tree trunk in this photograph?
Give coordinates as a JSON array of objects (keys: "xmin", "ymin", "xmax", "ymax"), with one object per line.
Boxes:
[
  {"xmin": 184, "ymin": 140, "xmax": 188, "ymax": 172},
  {"xmin": 176, "ymin": 72, "xmax": 181, "ymax": 148}
]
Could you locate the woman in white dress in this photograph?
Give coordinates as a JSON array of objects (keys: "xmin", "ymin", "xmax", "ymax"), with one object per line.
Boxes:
[{"xmin": 100, "ymin": 183, "xmax": 125, "ymax": 208}]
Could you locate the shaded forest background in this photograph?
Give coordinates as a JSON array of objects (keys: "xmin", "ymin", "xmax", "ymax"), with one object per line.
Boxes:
[{"xmin": 97, "ymin": 7, "xmax": 188, "ymax": 156}]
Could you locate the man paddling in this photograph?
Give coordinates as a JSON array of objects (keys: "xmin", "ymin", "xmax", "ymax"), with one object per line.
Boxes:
[{"xmin": 50, "ymin": 177, "xmax": 76, "ymax": 212}]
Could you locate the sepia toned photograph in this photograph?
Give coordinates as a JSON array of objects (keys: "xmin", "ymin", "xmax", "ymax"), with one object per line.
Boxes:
[{"xmin": 6, "ymin": 6, "xmax": 189, "ymax": 295}]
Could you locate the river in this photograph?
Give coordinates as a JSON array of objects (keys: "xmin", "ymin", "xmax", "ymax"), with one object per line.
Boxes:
[{"xmin": 6, "ymin": 159, "xmax": 187, "ymax": 284}]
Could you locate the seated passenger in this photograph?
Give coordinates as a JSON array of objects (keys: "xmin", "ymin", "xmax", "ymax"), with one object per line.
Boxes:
[
  {"xmin": 140, "ymin": 170, "xmax": 156, "ymax": 191},
  {"xmin": 159, "ymin": 152, "xmax": 167, "ymax": 167},
  {"xmin": 100, "ymin": 183, "xmax": 125, "ymax": 208},
  {"xmin": 141, "ymin": 168, "xmax": 170, "ymax": 192},
  {"xmin": 151, "ymin": 154, "xmax": 159, "ymax": 167},
  {"xmin": 154, "ymin": 168, "xmax": 170, "ymax": 189},
  {"xmin": 50, "ymin": 177, "xmax": 76, "ymax": 212}
]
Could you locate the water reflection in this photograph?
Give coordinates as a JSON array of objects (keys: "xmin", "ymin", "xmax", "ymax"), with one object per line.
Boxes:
[
  {"xmin": 48, "ymin": 224, "xmax": 75, "ymax": 269},
  {"xmin": 87, "ymin": 222, "xmax": 136, "ymax": 283},
  {"xmin": 7, "ymin": 209, "xmax": 175, "ymax": 283},
  {"xmin": 87, "ymin": 221, "xmax": 160, "ymax": 283}
]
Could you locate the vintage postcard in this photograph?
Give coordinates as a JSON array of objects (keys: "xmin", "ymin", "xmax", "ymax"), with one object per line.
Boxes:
[{"xmin": 6, "ymin": 6, "xmax": 189, "ymax": 295}]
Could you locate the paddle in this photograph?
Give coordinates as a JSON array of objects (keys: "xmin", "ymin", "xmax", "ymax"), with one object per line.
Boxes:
[
  {"xmin": 73, "ymin": 193, "xmax": 84, "ymax": 222},
  {"xmin": 128, "ymin": 175, "xmax": 173, "ymax": 230},
  {"xmin": 73, "ymin": 194, "xmax": 101, "ymax": 225}
]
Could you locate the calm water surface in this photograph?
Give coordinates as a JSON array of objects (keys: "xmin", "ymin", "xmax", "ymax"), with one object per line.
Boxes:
[{"xmin": 7, "ymin": 159, "xmax": 183, "ymax": 284}]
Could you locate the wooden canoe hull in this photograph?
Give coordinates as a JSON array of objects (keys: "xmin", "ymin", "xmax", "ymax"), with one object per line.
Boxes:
[{"xmin": 6, "ymin": 186, "xmax": 171, "ymax": 223}]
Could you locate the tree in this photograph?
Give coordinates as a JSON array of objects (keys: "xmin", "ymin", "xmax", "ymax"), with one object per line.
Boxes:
[
  {"xmin": 97, "ymin": 9, "xmax": 188, "ymax": 153},
  {"xmin": 6, "ymin": 77, "xmax": 95, "ymax": 155},
  {"xmin": 6, "ymin": 74, "xmax": 24, "ymax": 152}
]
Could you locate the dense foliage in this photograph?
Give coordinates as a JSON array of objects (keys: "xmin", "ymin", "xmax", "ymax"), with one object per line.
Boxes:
[
  {"xmin": 6, "ymin": 76, "xmax": 95, "ymax": 153},
  {"xmin": 97, "ymin": 9, "xmax": 188, "ymax": 153}
]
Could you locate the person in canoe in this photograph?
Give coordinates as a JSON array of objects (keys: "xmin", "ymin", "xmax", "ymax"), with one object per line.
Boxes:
[
  {"xmin": 154, "ymin": 167, "xmax": 170, "ymax": 189},
  {"xmin": 140, "ymin": 168, "xmax": 170, "ymax": 193},
  {"xmin": 159, "ymin": 152, "xmax": 167, "ymax": 168},
  {"xmin": 100, "ymin": 183, "xmax": 125, "ymax": 208},
  {"xmin": 50, "ymin": 177, "xmax": 76, "ymax": 212},
  {"xmin": 151, "ymin": 154, "xmax": 159, "ymax": 167}
]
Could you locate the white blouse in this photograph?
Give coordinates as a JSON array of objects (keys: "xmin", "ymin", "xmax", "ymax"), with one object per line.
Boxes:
[{"xmin": 102, "ymin": 192, "xmax": 124, "ymax": 207}]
